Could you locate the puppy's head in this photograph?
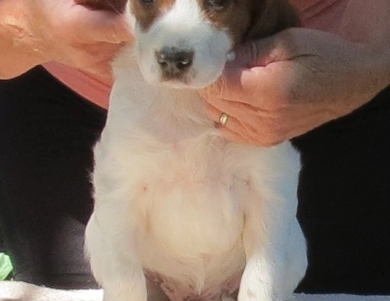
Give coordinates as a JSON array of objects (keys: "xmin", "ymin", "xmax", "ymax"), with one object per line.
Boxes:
[{"xmin": 129, "ymin": 0, "xmax": 299, "ymax": 89}]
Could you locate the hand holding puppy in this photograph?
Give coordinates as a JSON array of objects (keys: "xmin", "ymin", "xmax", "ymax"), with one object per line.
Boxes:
[
  {"xmin": 201, "ymin": 28, "xmax": 390, "ymax": 146},
  {"xmin": 0, "ymin": 0, "xmax": 131, "ymax": 80}
]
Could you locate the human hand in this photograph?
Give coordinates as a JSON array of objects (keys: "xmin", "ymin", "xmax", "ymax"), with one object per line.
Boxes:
[
  {"xmin": 24, "ymin": 0, "xmax": 132, "ymax": 82},
  {"xmin": 200, "ymin": 28, "xmax": 385, "ymax": 147}
]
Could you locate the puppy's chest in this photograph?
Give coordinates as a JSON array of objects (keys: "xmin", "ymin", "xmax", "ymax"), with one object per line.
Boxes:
[
  {"xmin": 140, "ymin": 138, "xmax": 232, "ymax": 190},
  {"xmin": 128, "ymin": 137, "xmax": 248, "ymax": 280},
  {"xmin": 132, "ymin": 137, "xmax": 247, "ymax": 242}
]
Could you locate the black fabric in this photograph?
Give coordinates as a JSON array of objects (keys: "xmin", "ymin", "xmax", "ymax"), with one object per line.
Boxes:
[
  {"xmin": 294, "ymin": 85, "xmax": 390, "ymax": 295},
  {"xmin": 0, "ymin": 66, "xmax": 389, "ymax": 293},
  {"xmin": 0, "ymin": 66, "xmax": 106, "ymax": 289}
]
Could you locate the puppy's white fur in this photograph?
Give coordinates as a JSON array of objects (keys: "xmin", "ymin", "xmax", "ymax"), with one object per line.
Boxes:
[{"xmin": 85, "ymin": 1, "xmax": 307, "ymax": 301}]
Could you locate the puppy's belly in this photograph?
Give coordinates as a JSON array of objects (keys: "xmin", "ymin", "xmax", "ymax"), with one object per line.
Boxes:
[{"xmin": 135, "ymin": 177, "xmax": 248, "ymax": 300}]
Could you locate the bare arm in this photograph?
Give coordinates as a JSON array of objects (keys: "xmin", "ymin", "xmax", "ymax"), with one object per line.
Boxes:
[
  {"xmin": 337, "ymin": 0, "xmax": 390, "ymax": 98},
  {"xmin": 201, "ymin": 0, "xmax": 390, "ymax": 146}
]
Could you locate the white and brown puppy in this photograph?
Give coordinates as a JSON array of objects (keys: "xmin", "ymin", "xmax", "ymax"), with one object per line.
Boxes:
[{"xmin": 85, "ymin": 1, "xmax": 307, "ymax": 301}]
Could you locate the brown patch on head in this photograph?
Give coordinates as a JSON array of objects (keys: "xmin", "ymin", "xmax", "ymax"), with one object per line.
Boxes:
[
  {"xmin": 130, "ymin": 0, "xmax": 175, "ymax": 31},
  {"xmin": 197, "ymin": 0, "xmax": 252, "ymax": 45},
  {"xmin": 198, "ymin": 0, "xmax": 300, "ymax": 46}
]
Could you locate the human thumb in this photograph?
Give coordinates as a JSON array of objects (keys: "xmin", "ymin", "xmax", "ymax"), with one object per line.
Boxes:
[
  {"xmin": 201, "ymin": 36, "xmax": 276, "ymax": 98},
  {"xmin": 229, "ymin": 31, "xmax": 294, "ymax": 69}
]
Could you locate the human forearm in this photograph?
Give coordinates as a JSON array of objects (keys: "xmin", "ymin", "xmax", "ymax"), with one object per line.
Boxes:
[
  {"xmin": 338, "ymin": 0, "xmax": 390, "ymax": 105},
  {"xmin": 325, "ymin": 38, "xmax": 390, "ymax": 121},
  {"xmin": 0, "ymin": 0, "xmax": 45, "ymax": 79},
  {"xmin": 359, "ymin": 41, "xmax": 390, "ymax": 99}
]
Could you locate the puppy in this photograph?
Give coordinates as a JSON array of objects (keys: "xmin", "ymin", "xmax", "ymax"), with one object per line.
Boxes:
[{"xmin": 85, "ymin": 1, "xmax": 307, "ymax": 301}]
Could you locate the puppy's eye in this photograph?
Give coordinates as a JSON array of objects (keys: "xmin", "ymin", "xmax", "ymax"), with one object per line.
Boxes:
[{"xmin": 204, "ymin": 0, "xmax": 228, "ymax": 10}]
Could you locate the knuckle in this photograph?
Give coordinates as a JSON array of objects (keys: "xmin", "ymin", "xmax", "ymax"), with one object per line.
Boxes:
[{"xmin": 274, "ymin": 28, "xmax": 300, "ymax": 54}]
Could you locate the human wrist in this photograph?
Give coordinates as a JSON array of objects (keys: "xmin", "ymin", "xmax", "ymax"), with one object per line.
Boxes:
[
  {"xmin": 357, "ymin": 41, "xmax": 390, "ymax": 98},
  {"xmin": 371, "ymin": 42, "xmax": 390, "ymax": 87}
]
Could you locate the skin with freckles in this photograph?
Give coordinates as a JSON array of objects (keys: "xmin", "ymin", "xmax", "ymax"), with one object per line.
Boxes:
[{"xmin": 200, "ymin": 0, "xmax": 390, "ymax": 147}]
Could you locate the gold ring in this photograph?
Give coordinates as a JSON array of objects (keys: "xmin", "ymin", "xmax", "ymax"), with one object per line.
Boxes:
[{"xmin": 219, "ymin": 113, "xmax": 229, "ymax": 126}]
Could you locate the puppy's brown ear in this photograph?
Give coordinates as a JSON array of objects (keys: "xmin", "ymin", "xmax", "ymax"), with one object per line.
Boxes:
[{"xmin": 244, "ymin": 0, "xmax": 300, "ymax": 41}]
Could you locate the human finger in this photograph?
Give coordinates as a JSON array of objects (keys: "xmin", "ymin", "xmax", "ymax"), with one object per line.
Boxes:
[
  {"xmin": 206, "ymin": 108, "xmax": 254, "ymax": 146},
  {"xmin": 205, "ymin": 97, "xmax": 325, "ymax": 146},
  {"xmin": 214, "ymin": 119, "xmax": 281, "ymax": 147},
  {"xmin": 69, "ymin": 6, "xmax": 132, "ymax": 44},
  {"xmin": 203, "ymin": 95, "xmax": 260, "ymax": 123},
  {"xmin": 204, "ymin": 31, "xmax": 299, "ymax": 103},
  {"xmin": 204, "ymin": 61, "xmax": 293, "ymax": 109},
  {"xmin": 205, "ymin": 101, "xmax": 244, "ymax": 131},
  {"xmin": 216, "ymin": 126, "xmax": 253, "ymax": 145},
  {"xmin": 76, "ymin": 0, "xmax": 128, "ymax": 13},
  {"xmin": 205, "ymin": 102, "xmax": 276, "ymax": 146},
  {"xmin": 66, "ymin": 41, "xmax": 127, "ymax": 78}
]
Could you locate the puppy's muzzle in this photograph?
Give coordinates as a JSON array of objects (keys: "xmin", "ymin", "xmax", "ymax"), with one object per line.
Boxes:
[{"xmin": 155, "ymin": 47, "xmax": 194, "ymax": 79}]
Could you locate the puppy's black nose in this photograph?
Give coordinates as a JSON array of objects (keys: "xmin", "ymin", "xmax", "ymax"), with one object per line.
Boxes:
[{"xmin": 155, "ymin": 47, "xmax": 194, "ymax": 78}]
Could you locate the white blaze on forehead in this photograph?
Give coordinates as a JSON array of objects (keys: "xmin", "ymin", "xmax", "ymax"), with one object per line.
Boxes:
[{"xmin": 163, "ymin": 0, "xmax": 203, "ymax": 27}]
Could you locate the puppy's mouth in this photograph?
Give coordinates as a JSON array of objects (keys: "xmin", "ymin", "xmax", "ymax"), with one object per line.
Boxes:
[{"xmin": 160, "ymin": 76, "xmax": 194, "ymax": 89}]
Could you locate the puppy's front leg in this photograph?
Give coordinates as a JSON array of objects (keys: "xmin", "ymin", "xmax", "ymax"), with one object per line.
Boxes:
[
  {"xmin": 103, "ymin": 271, "xmax": 146, "ymax": 301},
  {"xmin": 239, "ymin": 233, "xmax": 285, "ymax": 301},
  {"xmin": 85, "ymin": 212, "xmax": 147, "ymax": 301},
  {"xmin": 238, "ymin": 185, "xmax": 299, "ymax": 301}
]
